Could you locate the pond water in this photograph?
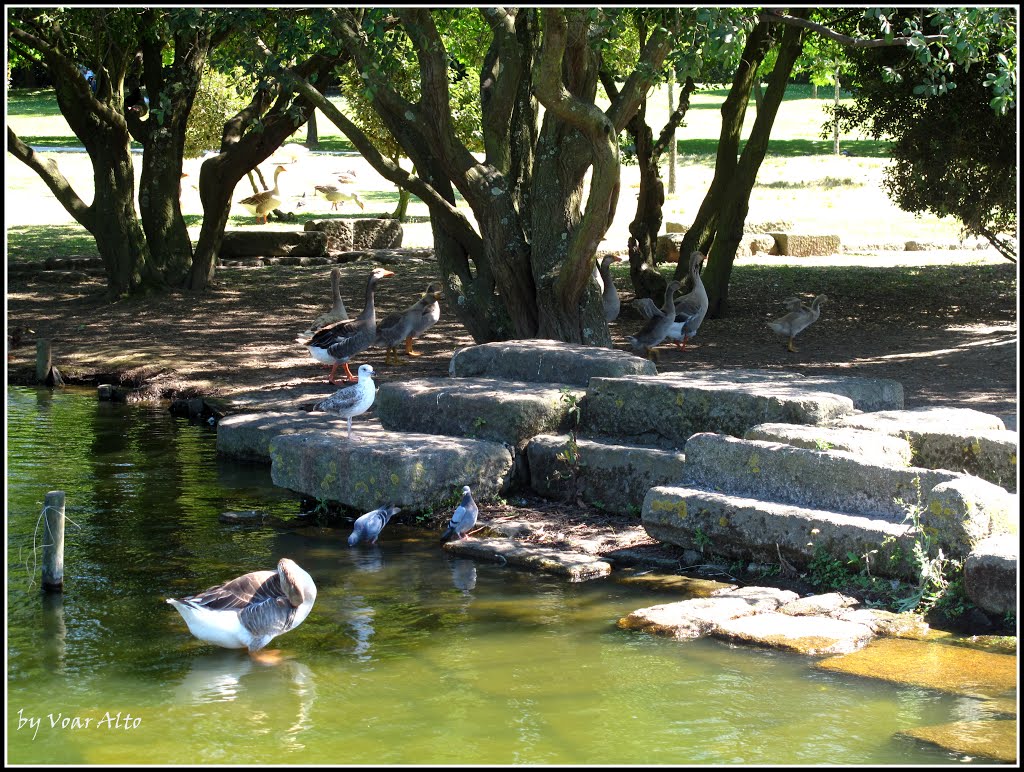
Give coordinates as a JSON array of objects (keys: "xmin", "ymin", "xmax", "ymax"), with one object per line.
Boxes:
[{"xmin": 6, "ymin": 386, "xmax": 1009, "ymax": 764}]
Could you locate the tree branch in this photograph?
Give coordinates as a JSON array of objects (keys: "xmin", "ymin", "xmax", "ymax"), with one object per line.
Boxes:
[
  {"xmin": 7, "ymin": 125, "xmax": 94, "ymax": 230},
  {"xmin": 759, "ymin": 9, "xmax": 949, "ymax": 48}
]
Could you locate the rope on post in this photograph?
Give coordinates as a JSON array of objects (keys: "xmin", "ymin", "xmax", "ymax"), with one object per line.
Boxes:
[{"xmin": 41, "ymin": 491, "xmax": 66, "ymax": 593}]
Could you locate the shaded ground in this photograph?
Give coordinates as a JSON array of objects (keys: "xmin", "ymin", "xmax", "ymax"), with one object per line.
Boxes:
[{"xmin": 7, "ymin": 250, "xmax": 1017, "ymax": 423}]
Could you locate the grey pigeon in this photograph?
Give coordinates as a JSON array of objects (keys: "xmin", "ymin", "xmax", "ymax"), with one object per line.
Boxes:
[
  {"xmin": 440, "ymin": 485, "xmax": 479, "ymax": 543},
  {"xmin": 348, "ymin": 504, "xmax": 401, "ymax": 546}
]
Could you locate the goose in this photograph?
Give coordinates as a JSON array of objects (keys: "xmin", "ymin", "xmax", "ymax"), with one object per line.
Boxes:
[
  {"xmin": 301, "ymin": 267, "xmax": 394, "ymax": 384},
  {"xmin": 314, "ymin": 184, "xmax": 365, "ymax": 211},
  {"xmin": 348, "ymin": 504, "xmax": 402, "ymax": 546},
  {"xmin": 374, "ymin": 290, "xmax": 434, "ymax": 366},
  {"xmin": 166, "ymin": 558, "xmax": 316, "ymax": 661},
  {"xmin": 626, "ymin": 280, "xmax": 681, "ymax": 361},
  {"xmin": 664, "ymin": 251, "xmax": 709, "ymax": 351},
  {"xmin": 301, "ymin": 267, "xmax": 349, "ymax": 339},
  {"xmin": 314, "ymin": 363, "xmax": 377, "ymax": 440},
  {"xmin": 592, "ymin": 254, "xmax": 625, "ymax": 322},
  {"xmin": 238, "ymin": 165, "xmax": 287, "ymax": 224},
  {"xmin": 440, "ymin": 485, "xmax": 479, "ymax": 543},
  {"xmin": 768, "ymin": 294, "xmax": 828, "ymax": 352},
  {"xmin": 404, "ymin": 282, "xmax": 443, "ymax": 357}
]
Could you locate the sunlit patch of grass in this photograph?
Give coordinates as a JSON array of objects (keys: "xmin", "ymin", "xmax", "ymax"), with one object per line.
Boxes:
[
  {"xmin": 760, "ymin": 176, "xmax": 864, "ymax": 190},
  {"xmin": 7, "ymin": 224, "xmax": 99, "ymax": 261}
]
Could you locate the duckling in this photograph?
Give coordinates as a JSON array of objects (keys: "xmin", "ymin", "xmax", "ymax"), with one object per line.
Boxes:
[
  {"xmin": 768, "ymin": 294, "xmax": 828, "ymax": 352},
  {"xmin": 314, "ymin": 363, "xmax": 377, "ymax": 440},
  {"xmin": 301, "ymin": 267, "xmax": 394, "ymax": 384},
  {"xmin": 238, "ymin": 165, "xmax": 287, "ymax": 225},
  {"xmin": 166, "ymin": 558, "xmax": 316, "ymax": 662},
  {"xmin": 626, "ymin": 280, "xmax": 682, "ymax": 361}
]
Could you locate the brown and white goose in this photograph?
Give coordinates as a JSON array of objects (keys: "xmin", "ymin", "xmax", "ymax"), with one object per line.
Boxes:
[
  {"xmin": 301, "ymin": 267, "xmax": 394, "ymax": 383},
  {"xmin": 238, "ymin": 165, "xmax": 287, "ymax": 225},
  {"xmin": 314, "ymin": 184, "xmax": 365, "ymax": 211},
  {"xmin": 402, "ymin": 282, "xmax": 443, "ymax": 357},
  {"xmin": 374, "ymin": 284, "xmax": 442, "ymax": 365}
]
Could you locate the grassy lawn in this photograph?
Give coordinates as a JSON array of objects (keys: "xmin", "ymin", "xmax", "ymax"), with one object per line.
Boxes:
[{"xmin": 6, "ymin": 82, "xmax": 969, "ymax": 262}]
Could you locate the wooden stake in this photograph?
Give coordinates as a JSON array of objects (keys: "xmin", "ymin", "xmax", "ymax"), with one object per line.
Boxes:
[
  {"xmin": 36, "ymin": 339, "xmax": 52, "ymax": 383},
  {"xmin": 41, "ymin": 491, "xmax": 65, "ymax": 593}
]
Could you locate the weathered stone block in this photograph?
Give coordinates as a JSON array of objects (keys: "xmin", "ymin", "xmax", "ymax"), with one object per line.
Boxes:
[
  {"xmin": 923, "ymin": 478, "xmax": 1017, "ymax": 557},
  {"xmin": 443, "ymin": 538, "xmax": 611, "ymax": 581},
  {"xmin": 584, "ymin": 372, "xmax": 856, "ymax": 448},
  {"xmin": 217, "ymin": 410, "xmax": 352, "ymax": 462},
  {"xmin": 770, "ymin": 233, "xmax": 841, "ymax": 256},
  {"xmin": 352, "ymin": 218, "xmax": 403, "ymax": 249},
  {"xmin": 526, "ymin": 433, "xmax": 687, "ymax": 515},
  {"xmin": 963, "ymin": 534, "xmax": 1018, "ymax": 617},
  {"xmin": 376, "ymin": 378, "xmax": 583, "ymax": 450},
  {"xmin": 744, "ymin": 422, "xmax": 912, "ymax": 467},
  {"xmin": 449, "ymin": 339, "xmax": 656, "ymax": 386},
  {"xmin": 618, "ymin": 587, "xmax": 798, "ymax": 640},
  {"xmin": 219, "ymin": 230, "xmax": 327, "ymax": 257},
  {"xmin": 713, "ymin": 611, "xmax": 874, "ymax": 655},
  {"xmin": 304, "ymin": 219, "xmax": 353, "ymax": 252},
  {"xmin": 269, "ymin": 427, "xmax": 513, "ymax": 512},
  {"xmin": 655, "ymin": 233, "xmax": 685, "ymax": 263}
]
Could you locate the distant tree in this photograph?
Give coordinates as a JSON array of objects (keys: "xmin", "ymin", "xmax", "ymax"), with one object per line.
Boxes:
[
  {"xmin": 829, "ymin": 8, "xmax": 1017, "ymax": 261},
  {"xmin": 184, "ymin": 63, "xmax": 255, "ymax": 159}
]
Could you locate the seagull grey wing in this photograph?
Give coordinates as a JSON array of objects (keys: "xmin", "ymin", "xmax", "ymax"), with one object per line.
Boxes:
[
  {"xmin": 179, "ymin": 570, "xmax": 277, "ymax": 611},
  {"xmin": 316, "ymin": 384, "xmax": 362, "ymax": 413}
]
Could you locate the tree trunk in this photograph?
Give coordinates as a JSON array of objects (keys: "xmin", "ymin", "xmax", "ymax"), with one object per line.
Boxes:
[
  {"xmin": 700, "ymin": 18, "xmax": 808, "ymax": 318},
  {"xmin": 753, "ymin": 79, "xmax": 765, "ymax": 111},
  {"xmin": 667, "ymin": 74, "xmax": 677, "ymax": 196},
  {"xmin": 305, "ymin": 109, "xmax": 319, "ymax": 148},
  {"xmin": 391, "ymin": 187, "xmax": 411, "ymax": 221},
  {"xmin": 833, "ymin": 70, "xmax": 841, "ymax": 155}
]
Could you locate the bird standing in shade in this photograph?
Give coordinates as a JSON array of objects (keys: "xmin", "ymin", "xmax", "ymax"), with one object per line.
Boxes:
[
  {"xmin": 440, "ymin": 485, "xmax": 479, "ymax": 543},
  {"xmin": 166, "ymin": 558, "xmax": 316, "ymax": 662},
  {"xmin": 768, "ymin": 294, "xmax": 828, "ymax": 352},
  {"xmin": 314, "ymin": 364, "xmax": 377, "ymax": 440},
  {"xmin": 402, "ymin": 282, "xmax": 443, "ymax": 357},
  {"xmin": 592, "ymin": 254, "xmax": 625, "ymax": 322},
  {"xmin": 301, "ymin": 267, "xmax": 349, "ymax": 339},
  {"xmin": 626, "ymin": 280, "xmax": 681, "ymax": 361},
  {"xmin": 348, "ymin": 504, "xmax": 402, "ymax": 546}
]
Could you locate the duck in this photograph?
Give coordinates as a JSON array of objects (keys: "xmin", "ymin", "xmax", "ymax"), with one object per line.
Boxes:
[
  {"xmin": 314, "ymin": 184, "xmax": 365, "ymax": 211},
  {"xmin": 592, "ymin": 254, "xmax": 625, "ymax": 322},
  {"xmin": 626, "ymin": 280, "xmax": 681, "ymax": 361},
  {"xmin": 348, "ymin": 504, "xmax": 402, "ymax": 546},
  {"xmin": 314, "ymin": 363, "xmax": 377, "ymax": 440},
  {"xmin": 238, "ymin": 165, "xmax": 287, "ymax": 224},
  {"xmin": 440, "ymin": 485, "xmax": 479, "ymax": 543},
  {"xmin": 302, "ymin": 267, "xmax": 394, "ymax": 383},
  {"xmin": 376, "ymin": 282, "xmax": 443, "ymax": 362},
  {"xmin": 664, "ymin": 251, "xmax": 709, "ymax": 351},
  {"xmin": 300, "ymin": 267, "xmax": 349, "ymax": 339},
  {"xmin": 768, "ymin": 293, "xmax": 828, "ymax": 352},
  {"xmin": 166, "ymin": 558, "xmax": 316, "ymax": 660}
]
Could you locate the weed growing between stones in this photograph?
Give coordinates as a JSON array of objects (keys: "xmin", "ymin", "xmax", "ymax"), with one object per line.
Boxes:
[{"xmin": 552, "ymin": 388, "xmax": 585, "ymax": 505}]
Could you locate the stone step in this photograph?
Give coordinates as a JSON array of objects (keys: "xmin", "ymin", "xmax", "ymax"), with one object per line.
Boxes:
[
  {"xmin": 642, "ymin": 486, "xmax": 921, "ymax": 581},
  {"xmin": 449, "ymin": 339, "xmax": 656, "ymax": 386},
  {"xmin": 443, "ymin": 537, "xmax": 612, "ymax": 581},
  {"xmin": 526, "ymin": 433, "xmax": 686, "ymax": 515},
  {"xmin": 376, "ymin": 377, "xmax": 584, "ymax": 450},
  {"xmin": 744, "ymin": 422, "xmax": 912, "ymax": 467},
  {"xmin": 584, "ymin": 371, "xmax": 862, "ymax": 448},
  {"xmin": 681, "ymin": 432, "xmax": 1014, "ymax": 555},
  {"xmin": 269, "ymin": 424, "xmax": 514, "ymax": 513},
  {"xmin": 963, "ymin": 534, "xmax": 1018, "ymax": 616},
  {"xmin": 217, "ymin": 410, "xmax": 357, "ymax": 462},
  {"xmin": 832, "ymin": 407, "xmax": 1018, "ymax": 493}
]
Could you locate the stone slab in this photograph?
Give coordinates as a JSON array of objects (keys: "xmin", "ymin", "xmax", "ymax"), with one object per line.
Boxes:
[
  {"xmin": 219, "ymin": 230, "xmax": 327, "ymax": 257},
  {"xmin": 896, "ymin": 720, "xmax": 1017, "ymax": 764},
  {"xmin": 449, "ymin": 339, "xmax": 656, "ymax": 386},
  {"xmin": 376, "ymin": 378, "xmax": 584, "ymax": 449},
  {"xmin": 712, "ymin": 611, "xmax": 874, "ymax": 655},
  {"xmin": 527, "ymin": 433, "xmax": 686, "ymax": 515},
  {"xmin": 770, "ymin": 232, "xmax": 841, "ymax": 256},
  {"xmin": 217, "ymin": 410, "xmax": 356, "ymax": 462},
  {"xmin": 222, "ymin": 384, "xmax": 341, "ymax": 414},
  {"xmin": 963, "ymin": 534, "xmax": 1018, "ymax": 617},
  {"xmin": 443, "ymin": 537, "xmax": 612, "ymax": 581},
  {"xmin": 585, "ymin": 373, "xmax": 858, "ymax": 449},
  {"xmin": 745, "ymin": 422, "xmax": 912, "ymax": 467},
  {"xmin": 269, "ymin": 426, "xmax": 513, "ymax": 512}
]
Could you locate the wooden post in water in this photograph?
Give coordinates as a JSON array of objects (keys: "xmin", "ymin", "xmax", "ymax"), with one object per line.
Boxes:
[
  {"xmin": 36, "ymin": 339, "xmax": 52, "ymax": 382},
  {"xmin": 41, "ymin": 491, "xmax": 66, "ymax": 593}
]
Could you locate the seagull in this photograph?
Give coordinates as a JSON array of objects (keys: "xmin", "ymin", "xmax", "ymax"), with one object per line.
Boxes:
[
  {"xmin": 348, "ymin": 504, "xmax": 402, "ymax": 546},
  {"xmin": 440, "ymin": 485, "xmax": 479, "ymax": 543},
  {"xmin": 314, "ymin": 364, "xmax": 377, "ymax": 440},
  {"xmin": 166, "ymin": 558, "xmax": 317, "ymax": 662}
]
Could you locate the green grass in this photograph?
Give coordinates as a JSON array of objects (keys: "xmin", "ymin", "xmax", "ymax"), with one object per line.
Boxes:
[{"xmin": 7, "ymin": 224, "xmax": 99, "ymax": 260}]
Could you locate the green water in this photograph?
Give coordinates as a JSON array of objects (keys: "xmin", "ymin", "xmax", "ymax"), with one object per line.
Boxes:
[{"xmin": 5, "ymin": 386, "xmax": 1007, "ymax": 764}]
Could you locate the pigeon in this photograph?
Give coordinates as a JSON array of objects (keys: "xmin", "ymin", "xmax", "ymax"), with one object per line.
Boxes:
[
  {"xmin": 348, "ymin": 504, "xmax": 402, "ymax": 546},
  {"xmin": 439, "ymin": 485, "xmax": 479, "ymax": 543},
  {"xmin": 314, "ymin": 364, "xmax": 376, "ymax": 439}
]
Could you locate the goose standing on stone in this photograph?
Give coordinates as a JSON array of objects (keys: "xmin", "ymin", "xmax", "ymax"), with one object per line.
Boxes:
[
  {"xmin": 626, "ymin": 280, "xmax": 681, "ymax": 361},
  {"xmin": 302, "ymin": 267, "xmax": 394, "ymax": 384},
  {"xmin": 238, "ymin": 165, "xmax": 287, "ymax": 225},
  {"xmin": 301, "ymin": 267, "xmax": 349, "ymax": 339},
  {"xmin": 440, "ymin": 486, "xmax": 479, "ymax": 543},
  {"xmin": 314, "ymin": 364, "xmax": 377, "ymax": 440},
  {"xmin": 665, "ymin": 251, "xmax": 709, "ymax": 351},
  {"xmin": 348, "ymin": 504, "xmax": 402, "ymax": 546},
  {"xmin": 768, "ymin": 294, "xmax": 828, "ymax": 352},
  {"xmin": 166, "ymin": 558, "xmax": 316, "ymax": 662},
  {"xmin": 592, "ymin": 254, "xmax": 624, "ymax": 322}
]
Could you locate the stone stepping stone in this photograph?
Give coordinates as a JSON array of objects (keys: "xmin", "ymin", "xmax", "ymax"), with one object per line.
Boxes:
[
  {"xmin": 896, "ymin": 719, "xmax": 1017, "ymax": 764},
  {"xmin": 712, "ymin": 611, "xmax": 874, "ymax": 655},
  {"xmin": 618, "ymin": 586, "xmax": 800, "ymax": 639},
  {"xmin": 744, "ymin": 422, "xmax": 912, "ymax": 467},
  {"xmin": 443, "ymin": 537, "xmax": 612, "ymax": 581},
  {"xmin": 217, "ymin": 409, "xmax": 368, "ymax": 462}
]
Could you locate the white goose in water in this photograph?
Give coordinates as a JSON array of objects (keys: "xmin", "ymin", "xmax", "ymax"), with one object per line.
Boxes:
[{"xmin": 166, "ymin": 558, "xmax": 316, "ymax": 660}]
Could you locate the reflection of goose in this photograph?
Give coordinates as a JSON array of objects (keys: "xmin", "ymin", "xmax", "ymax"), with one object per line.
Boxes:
[{"xmin": 166, "ymin": 558, "xmax": 317, "ymax": 659}]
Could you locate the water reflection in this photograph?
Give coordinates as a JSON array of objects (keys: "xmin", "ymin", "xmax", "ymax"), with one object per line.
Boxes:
[{"xmin": 449, "ymin": 558, "xmax": 477, "ymax": 593}]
